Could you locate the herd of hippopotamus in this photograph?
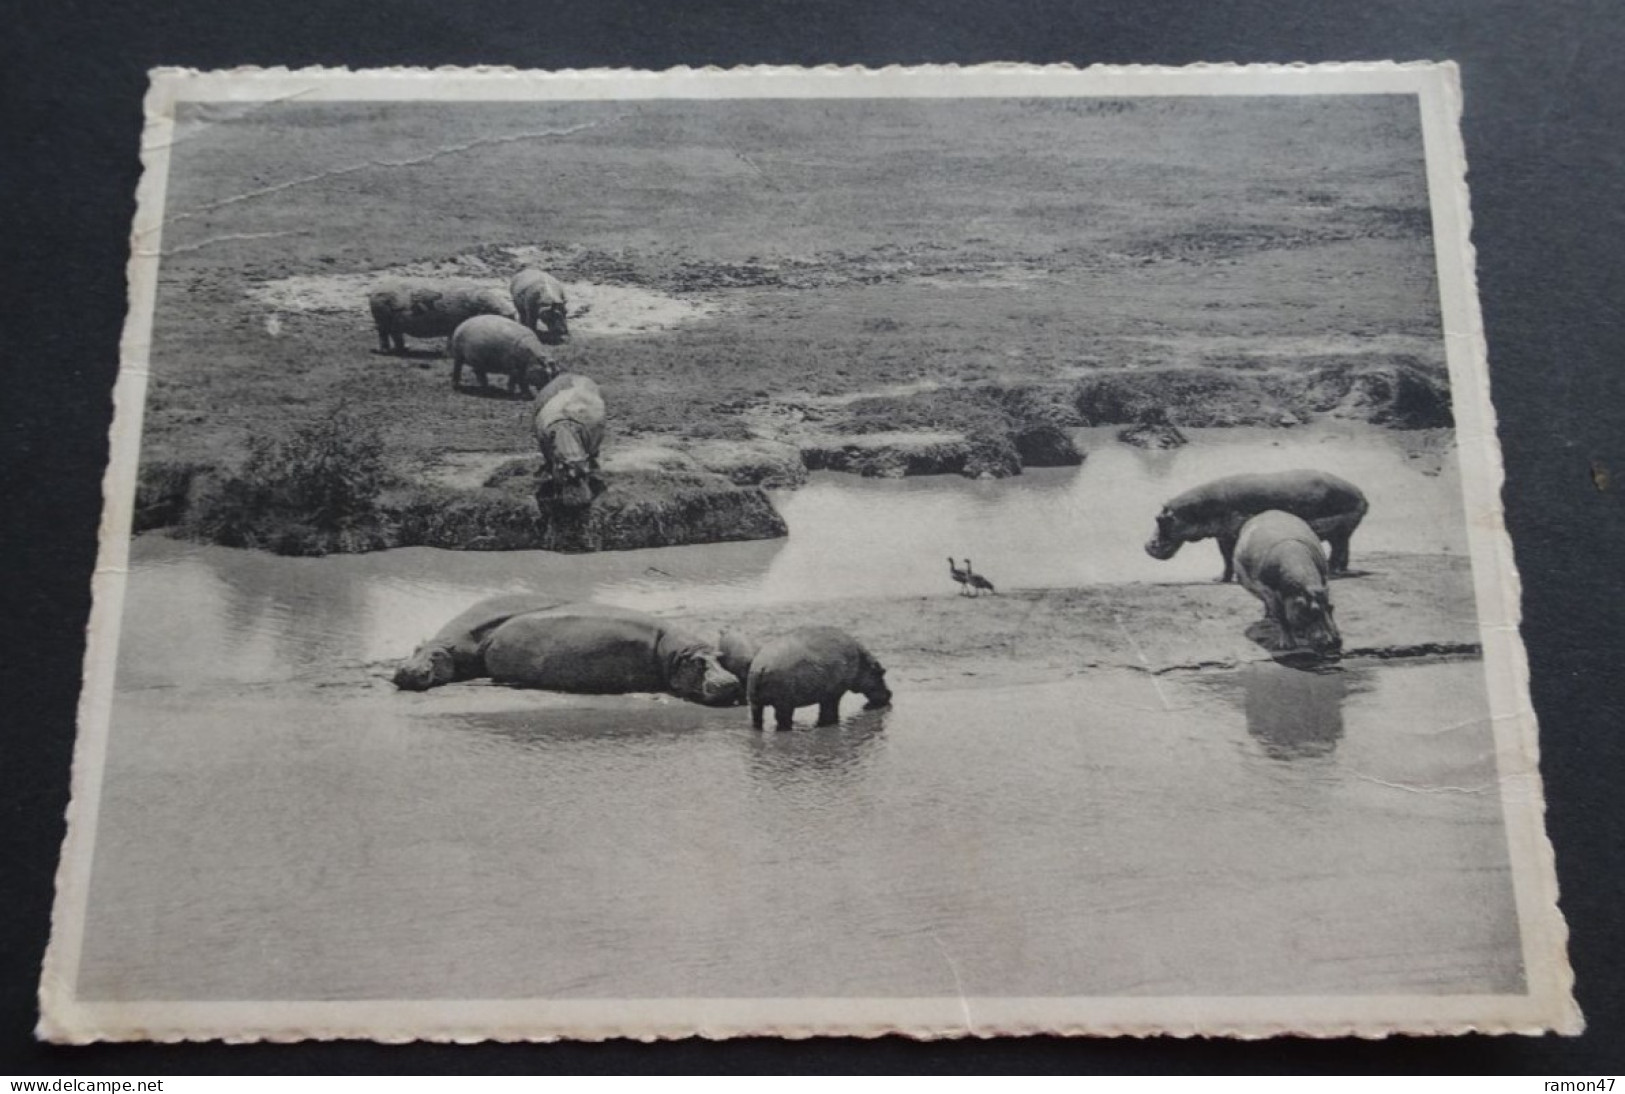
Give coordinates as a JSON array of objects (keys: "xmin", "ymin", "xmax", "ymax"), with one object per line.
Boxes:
[
  {"xmin": 389, "ymin": 467, "xmax": 1365, "ymax": 725},
  {"xmin": 371, "ymin": 266, "xmax": 1368, "ymax": 721},
  {"xmin": 391, "ymin": 599, "xmax": 892, "ymax": 731},
  {"xmin": 369, "ymin": 268, "xmax": 607, "ymax": 508},
  {"xmin": 1146, "ymin": 467, "xmax": 1369, "ymax": 658}
]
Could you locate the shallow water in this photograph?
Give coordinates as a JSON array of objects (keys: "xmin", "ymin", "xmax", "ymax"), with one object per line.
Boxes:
[
  {"xmin": 76, "ymin": 427, "xmax": 1519, "ymax": 1002},
  {"xmin": 114, "ymin": 425, "xmax": 1464, "ymax": 688},
  {"xmin": 78, "ymin": 659, "xmax": 1518, "ymax": 1001}
]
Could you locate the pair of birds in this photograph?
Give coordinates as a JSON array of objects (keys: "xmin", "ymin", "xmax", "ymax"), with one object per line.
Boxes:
[{"xmin": 947, "ymin": 557, "xmax": 997, "ymax": 597}]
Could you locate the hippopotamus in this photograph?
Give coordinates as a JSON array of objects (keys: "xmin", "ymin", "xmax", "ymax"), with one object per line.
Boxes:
[
  {"xmin": 533, "ymin": 372, "xmax": 607, "ymax": 508},
  {"xmin": 1145, "ymin": 470, "xmax": 1369, "ymax": 582},
  {"xmin": 509, "ymin": 268, "xmax": 570, "ymax": 343},
  {"xmin": 392, "ymin": 592, "xmax": 565, "ymax": 691},
  {"xmin": 481, "ymin": 603, "xmax": 741, "ymax": 705},
  {"xmin": 746, "ymin": 627, "xmax": 893, "ymax": 730},
  {"xmin": 369, "ymin": 281, "xmax": 517, "ymax": 354},
  {"xmin": 449, "ymin": 315, "xmax": 558, "ymax": 397},
  {"xmin": 1233, "ymin": 510, "xmax": 1342, "ymax": 657},
  {"xmin": 717, "ymin": 628, "xmax": 760, "ymax": 684}
]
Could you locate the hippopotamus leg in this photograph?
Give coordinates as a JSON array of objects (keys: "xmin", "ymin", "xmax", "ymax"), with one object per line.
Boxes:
[
  {"xmin": 1326, "ymin": 532, "xmax": 1352, "ymax": 574},
  {"xmin": 774, "ymin": 705, "xmax": 795, "ymax": 730},
  {"xmin": 1217, "ymin": 534, "xmax": 1239, "ymax": 583},
  {"xmin": 451, "ymin": 347, "xmax": 464, "ymax": 389},
  {"xmin": 817, "ymin": 698, "xmax": 841, "ymax": 726},
  {"xmin": 750, "ymin": 701, "xmax": 765, "ymax": 729}
]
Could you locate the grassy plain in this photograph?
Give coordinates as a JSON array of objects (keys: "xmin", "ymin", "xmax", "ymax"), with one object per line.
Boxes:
[{"xmin": 142, "ymin": 95, "xmax": 1445, "ymax": 485}]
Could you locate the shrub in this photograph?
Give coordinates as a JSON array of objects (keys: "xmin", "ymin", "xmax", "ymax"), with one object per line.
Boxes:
[{"xmin": 181, "ymin": 406, "xmax": 393, "ymax": 555}]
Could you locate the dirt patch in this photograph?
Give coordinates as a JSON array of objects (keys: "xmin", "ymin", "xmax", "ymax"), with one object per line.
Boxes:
[{"xmin": 246, "ymin": 245, "xmax": 718, "ymax": 336}]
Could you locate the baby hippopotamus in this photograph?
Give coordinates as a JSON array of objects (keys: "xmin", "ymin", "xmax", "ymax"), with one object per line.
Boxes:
[
  {"xmin": 1233, "ymin": 510, "xmax": 1342, "ymax": 658},
  {"xmin": 746, "ymin": 626, "xmax": 893, "ymax": 730}
]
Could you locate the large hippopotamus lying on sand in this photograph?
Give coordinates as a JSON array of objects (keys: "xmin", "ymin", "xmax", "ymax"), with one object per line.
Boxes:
[
  {"xmin": 369, "ymin": 281, "xmax": 517, "ymax": 354},
  {"xmin": 1145, "ymin": 469, "xmax": 1368, "ymax": 582},
  {"xmin": 483, "ymin": 604, "xmax": 741, "ymax": 705},
  {"xmin": 450, "ymin": 315, "xmax": 558, "ymax": 397},
  {"xmin": 1234, "ymin": 510, "xmax": 1342, "ymax": 657},
  {"xmin": 509, "ymin": 268, "xmax": 570, "ymax": 343},
  {"xmin": 392, "ymin": 592, "xmax": 564, "ymax": 691},
  {"xmin": 747, "ymin": 626, "xmax": 893, "ymax": 730},
  {"xmin": 533, "ymin": 372, "xmax": 607, "ymax": 508}
]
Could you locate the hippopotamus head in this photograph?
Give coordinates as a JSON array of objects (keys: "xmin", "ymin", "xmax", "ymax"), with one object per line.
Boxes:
[
  {"xmin": 670, "ymin": 649, "xmax": 744, "ymax": 707},
  {"xmin": 858, "ymin": 656, "xmax": 893, "ymax": 710},
  {"xmin": 1144, "ymin": 507, "xmax": 1187, "ymax": 560},
  {"xmin": 1282, "ymin": 590, "xmax": 1342, "ymax": 658},
  {"xmin": 543, "ymin": 307, "xmax": 571, "ymax": 344},
  {"xmin": 716, "ymin": 628, "xmax": 759, "ymax": 686},
  {"xmin": 392, "ymin": 644, "xmax": 455, "ymax": 691}
]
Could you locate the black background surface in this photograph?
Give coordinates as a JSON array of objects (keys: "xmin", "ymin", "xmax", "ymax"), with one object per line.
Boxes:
[{"xmin": 3, "ymin": 0, "xmax": 1621, "ymax": 1075}]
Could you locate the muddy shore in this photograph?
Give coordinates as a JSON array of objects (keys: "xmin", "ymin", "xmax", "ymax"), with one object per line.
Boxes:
[
  {"xmin": 669, "ymin": 551, "xmax": 1478, "ymax": 690},
  {"xmin": 346, "ymin": 552, "xmax": 1477, "ymax": 696}
]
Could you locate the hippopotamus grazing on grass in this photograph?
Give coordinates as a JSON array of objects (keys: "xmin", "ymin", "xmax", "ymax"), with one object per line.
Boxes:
[
  {"xmin": 1233, "ymin": 510, "xmax": 1342, "ymax": 658},
  {"xmin": 481, "ymin": 604, "xmax": 741, "ymax": 705},
  {"xmin": 533, "ymin": 373, "xmax": 607, "ymax": 509},
  {"xmin": 509, "ymin": 268, "xmax": 570, "ymax": 343},
  {"xmin": 450, "ymin": 315, "xmax": 558, "ymax": 398},
  {"xmin": 369, "ymin": 281, "xmax": 518, "ymax": 355},
  {"xmin": 392, "ymin": 592, "xmax": 565, "ymax": 691},
  {"xmin": 1145, "ymin": 470, "xmax": 1369, "ymax": 582},
  {"xmin": 747, "ymin": 627, "xmax": 893, "ymax": 730}
]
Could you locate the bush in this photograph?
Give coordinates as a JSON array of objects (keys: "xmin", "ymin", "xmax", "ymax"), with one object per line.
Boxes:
[{"xmin": 181, "ymin": 407, "xmax": 393, "ymax": 555}]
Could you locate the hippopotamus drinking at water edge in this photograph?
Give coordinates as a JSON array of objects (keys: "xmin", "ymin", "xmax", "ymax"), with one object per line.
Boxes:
[
  {"xmin": 533, "ymin": 372, "xmax": 607, "ymax": 508},
  {"xmin": 747, "ymin": 626, "xmax": 892, "ymax": 730},
  {"xmin": 1233, "ymin": 510, "xmax": 1342, "ymax": 657},
  {"xmin": 1145, "ymin": 469, "xmax": 1368, "ymax": 582}
]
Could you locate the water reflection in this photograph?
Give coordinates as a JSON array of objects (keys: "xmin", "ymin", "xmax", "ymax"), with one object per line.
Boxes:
[
  {"xmin": 743, "ymin": 710, "xmax": 889, "ymax": 789},
  {"xmin": 446, "ymin": 702, "xmax": 709, "ymax": 751},
  {"xmin": 1241, "ymin": 661, "xmax": 1347, "ymax": 761}
]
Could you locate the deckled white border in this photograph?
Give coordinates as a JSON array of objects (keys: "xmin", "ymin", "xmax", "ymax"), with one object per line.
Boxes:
[{"xmin": 38, "ymin": 61, "xmax": 1581, "ymax": 1044}]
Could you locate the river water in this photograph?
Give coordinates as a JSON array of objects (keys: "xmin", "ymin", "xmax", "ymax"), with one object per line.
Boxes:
[{"xmin": 76, "ymin": 427, "xmax": 1521, "ymax": 1001}]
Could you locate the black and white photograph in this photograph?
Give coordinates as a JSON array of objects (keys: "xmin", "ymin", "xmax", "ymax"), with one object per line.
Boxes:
[{"xmin": 38, "ymin": 63, "xmax": 1578, "ymax": 1042}]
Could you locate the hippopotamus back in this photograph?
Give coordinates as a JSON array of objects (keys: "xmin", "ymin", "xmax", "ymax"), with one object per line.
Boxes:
[
  {"xmin": 1147, "ymin": 469, "xmax": 1368, "ymax": 581},
  {"xmin": 450, "ymin": 315, "xmax": 557, "ymax": 395},
  {"xmin": 1234, "ymin": 510, "xmax": 1341, "ymax": 656},
  {"xmin": 747, "ymin": 626, "xmax": 892, "ymax": 729},
  {"xmin": 480, "ymin": 603, "xmax": 740, "ymax": 704},
  {"xmin": 533, "ymin": 373, "xmax": 606, "ymax": 448},
  {"xmin": 509, "ymin": 268, "xmax": 570, "ymax": 341},
  {"xmin": 717, "ymin": 628, "xmax": 760, "ymax": 684},
  {"xmin": 370, "ymin": 282, "xmax": 517, "ymax": 340},
  {"xmin": 392, "ymin": 592, "xmax": 564, "ymax": 690}
]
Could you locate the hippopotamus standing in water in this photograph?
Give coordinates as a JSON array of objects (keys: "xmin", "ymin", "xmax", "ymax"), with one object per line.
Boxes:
[
  {"xmin": 1233, "ymin": 510, "xmax": 1342, "ymax": 658},
  {"xmin": 392, "ymin": 592, "xmax": 565, "ymax": 691},
  {"xmin": 533, "ymin": 372, "xmax": 607, "ymax": 508},
  {"xmin": 449, "ymin": 315, "xmax": 558, "ymax": 397},
  {"xmin": 369, "ymin": 281, "xmax": 517, "ymax": 355},
  {"xmin": 747, "ymin": 627, "xmax": 893, "ymax": 730},
  {"xmin": 1145, "ymin": 470, "xmax": 1369, "ymax": 582},
  {"xmin": 480, "ymin": 603, "xmax": 741, "ymax": 705},
  {"xmin": 509, "ymin": 268, "xmax": 570, "ymax": 343}
]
